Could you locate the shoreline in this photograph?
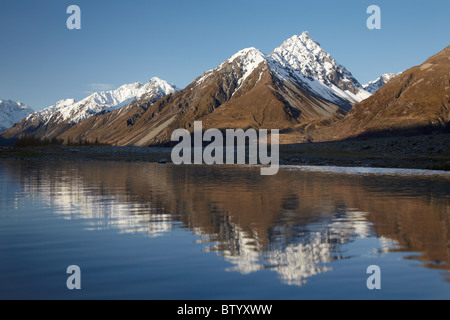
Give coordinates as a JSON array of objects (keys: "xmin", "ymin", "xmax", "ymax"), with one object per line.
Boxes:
[{"xmin": 0, "ymin": 134, "xmax": 449, "ymax": 172}]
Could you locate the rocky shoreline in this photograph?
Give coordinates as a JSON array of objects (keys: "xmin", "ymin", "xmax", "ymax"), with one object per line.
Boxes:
[{"xmin": 1, "ymin": 133, "xmax": 449, "ymax": 171}]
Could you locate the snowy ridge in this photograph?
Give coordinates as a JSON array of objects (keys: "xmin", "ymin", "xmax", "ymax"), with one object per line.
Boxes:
[
  {"xmin": 26, "ymin": 78, "xmax": 177, "ymax": 125},
  {"xmin": 0, "ymin": 99, "xmax": 34, "ymax": 132},
  {"xmin": 363, "ymin": 73, "xmax": 398, "ymax": 94}
]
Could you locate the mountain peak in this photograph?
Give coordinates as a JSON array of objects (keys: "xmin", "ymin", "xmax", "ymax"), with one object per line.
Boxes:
[
  {"xmin": 140, "ymin": 77, "xmax": 178, "ymax": 99},
  {"xmin": 148, "ymin": 77, "xmax": 177, "ymax": 90},
  {"xmin": 270, "ymin": 32, "xmax": 368, "ymax": 105},
  {"xmin": 227, "ymin": 47, "xmax": 266, "ymax": 63},
  {"xmin": 193, "ymin": 47, "xmax": 268, "ymax": 87},
  {"xmin": 275, "ymin": 32, "xmax": 322, "ymax": 56},
  {"xmin": 299, "ymin": 31, "xmax": 321, "ymax": 47},
  {"xmin": 300, "ymin": 30, "xmax": 312, "ymax": 38},
  {"xmin": 271, "ymin": 31, "xmax": 337, "ymax": 82},
  {"xmin": 149, "ymin": 76, "xmax": 163, "ymax": 83}
]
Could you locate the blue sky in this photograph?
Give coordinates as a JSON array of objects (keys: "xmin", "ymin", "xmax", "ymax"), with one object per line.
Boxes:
[{"xmin": 1, "ymin": 0, "xmax": 449, "ymax": 110}]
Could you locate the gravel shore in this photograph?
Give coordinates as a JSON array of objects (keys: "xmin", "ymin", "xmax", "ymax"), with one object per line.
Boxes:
[{"xmin": 1, "ymin": 134, "xmax": 449, "ymax": 171}]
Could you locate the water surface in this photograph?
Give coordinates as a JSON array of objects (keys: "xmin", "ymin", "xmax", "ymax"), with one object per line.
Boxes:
[{"xmin": 0, "ymin": 160, "xmax": 449, "ymax": 299}]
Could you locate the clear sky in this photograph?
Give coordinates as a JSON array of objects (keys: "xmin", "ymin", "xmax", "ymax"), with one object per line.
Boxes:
[{"xmin": 1, "ymin": 0, "xmax": 449, "ymax": 110}]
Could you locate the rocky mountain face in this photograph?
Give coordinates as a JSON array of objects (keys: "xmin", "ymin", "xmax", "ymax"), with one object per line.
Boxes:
[
  {"xmin": 0, "ymin": 100, "xmax": 34, "ymax": 133},
  {"xmin": 57, "ymin": 32, "xmax": 371, "ymax": 146},
  {"xmin": 1, "ymin": 78, "xmax": 177, "ymax": 142},
  {"xmin": 363, "ymin": 73, "xmax": 398, "ymax": 94},
  {"xmin": 313, "ymin": 46, "xmax": 450, "ymax": 141}
]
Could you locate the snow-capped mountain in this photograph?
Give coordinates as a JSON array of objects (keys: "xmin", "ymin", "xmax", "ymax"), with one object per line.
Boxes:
[
  {"xmin": 363, "ymin": 73, "xmax": 398, "ymax": 94},
  {"xmin": 27, "ymin": 77, "xmax": 177, "ymax": 125},
  {"xmin": 198, "ymin": 31, "xmax": 371, "ymax": 110},
  {"xmin": 0, "ymin": 100, "xmax": 34, "ymax": 133},
  {"xmin": 0, "ymin": 77, "xmax": 177, "ymax": 142},
  {"xmin": 269, "ymin": 32, "xmax": 371, "ymax": 107}
]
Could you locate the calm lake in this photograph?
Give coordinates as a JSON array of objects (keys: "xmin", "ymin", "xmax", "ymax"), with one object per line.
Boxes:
[{"xmin": 0, "ymin": 160, "xmax": 449, "ymax": 300}]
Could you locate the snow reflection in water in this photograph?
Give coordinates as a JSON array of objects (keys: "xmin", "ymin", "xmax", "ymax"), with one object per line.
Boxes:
[{"xmin": 1, "ymin": 160, "xmax": 448, "ymax": 287}]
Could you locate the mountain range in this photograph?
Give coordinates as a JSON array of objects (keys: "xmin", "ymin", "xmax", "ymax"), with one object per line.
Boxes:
[
  {"xmin": 1, "ymin": 32, "xmax": 448, "ymax": 146},
  {"xmin": 46, "ymin": 31, "xmax": 372, "ymax": 146},
  {"xmin": 1, "ymin": 78, "xmax": 177, "ymax": 142}
]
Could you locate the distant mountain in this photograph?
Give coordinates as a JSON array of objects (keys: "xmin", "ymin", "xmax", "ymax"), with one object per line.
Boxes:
[
  {"xmin": 313, "ymin": 46, "xmax": 450, "ymax": 141},
  {"xmin": 1, "ymin": 78, "xmax": 177, "ymax": 141},
  {"xmin": 0, "ymin": 100, "xmax": 34, "ymax": 133},
  {"xmin": 58, "ymin": 32, "xmax": 371, "ymax": 146},
  {"xmin": 363, "ymin": 73, "xmax": 398, "ymax": 94}
]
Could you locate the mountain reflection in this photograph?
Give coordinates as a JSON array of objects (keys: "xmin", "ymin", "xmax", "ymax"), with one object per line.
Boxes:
[{"xmin": 2, "ymin": 160, "xmax": 449, "ymax": 285}]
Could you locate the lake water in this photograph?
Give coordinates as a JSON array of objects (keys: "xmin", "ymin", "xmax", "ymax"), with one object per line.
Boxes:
[{"xmin": 0, "ymin": 160, "xmax": 449, "ymax": 300}]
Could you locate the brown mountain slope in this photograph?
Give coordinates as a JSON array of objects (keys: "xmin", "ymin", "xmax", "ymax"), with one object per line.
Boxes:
[
  {"xmin": 2, "ymin": 117, "xmax": 73, "ymax": 142},
  {"xmin": 201, "ymin": 68, "xmax": 345, "ymax": 131},
  {"xmin": 313, "ymin": 46, "xmax": 450, "ymax": 141}
]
